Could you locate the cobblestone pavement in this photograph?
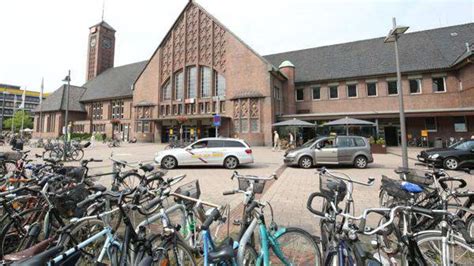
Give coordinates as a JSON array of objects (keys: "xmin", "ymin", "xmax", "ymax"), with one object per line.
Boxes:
[{"xmin": 4, "ymin": 142, "xmax": 473, "ymax": 236}]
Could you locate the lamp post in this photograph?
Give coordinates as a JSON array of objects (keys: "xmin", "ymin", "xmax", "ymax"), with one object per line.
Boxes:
[
  {"xmin": 384, "ymin": 17, "xmax": 409, "ymax": 168},
  {"xmin": 62, "ymin": 71, "xmax": 71, "ymax": 161}
]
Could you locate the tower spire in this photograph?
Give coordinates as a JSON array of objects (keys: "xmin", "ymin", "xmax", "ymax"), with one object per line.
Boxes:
[{"xmin": 101, "ymin": 0, "xmax": 105, "ymax": 21}]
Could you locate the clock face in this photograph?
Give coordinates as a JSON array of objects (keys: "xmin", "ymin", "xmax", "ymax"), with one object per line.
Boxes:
[
  {"xmin": 90, "ymin": 37, "xmax": 96, "ymax": 47},
  {"xmin": 102, "ymin": 38, "xmax": 112, "ymax": 49}
]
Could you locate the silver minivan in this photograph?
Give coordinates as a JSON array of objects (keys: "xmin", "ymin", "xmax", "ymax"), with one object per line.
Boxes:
[{"xmin": 283, "ymin": 136, "xmax": 373, "ymax": 169}]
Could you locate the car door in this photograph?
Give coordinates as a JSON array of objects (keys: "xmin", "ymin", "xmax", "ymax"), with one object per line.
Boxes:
[
  {"xmin": 206, "ymin": 140, "xmax": 225, "ymax": 165},
  {"xmin": 185, "ymin": 140, "xmax": 210, "ymax": 165},
  {"xmin": 315, "ymin": 138, "xmax": 338, "ymax": 164},
  {"xmin": 336, "ymin": 136, "xmax": 357, "ymax": 164}
]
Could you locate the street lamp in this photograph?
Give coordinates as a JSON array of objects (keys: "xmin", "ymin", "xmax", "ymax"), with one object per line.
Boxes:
[
  {"xmin": 384, "ymin": 17, "xmax": 409, "ymax": 168},
  {"xmin": 62, "ymin": 70, "xmax": 71, "ymax": 161}
]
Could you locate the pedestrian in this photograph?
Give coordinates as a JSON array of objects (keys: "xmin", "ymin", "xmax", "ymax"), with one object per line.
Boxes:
[
  {"xmin": 272, "ymin": 131, "xmax": 280, "ymax": 151},
  {"xmin": 289, "ymin": 132, "xmax": 294, "ymax": 147},
  {"xmin": 90, "ymin": 134, "xmax": 95, "ymax": 148}
]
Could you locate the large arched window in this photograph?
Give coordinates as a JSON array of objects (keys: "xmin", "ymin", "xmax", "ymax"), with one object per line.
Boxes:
[
  {"xmin": 201, "ymin": 66, "xmax": 211, "ymax": 98},
  {"xmin": 187, "ymin": 66, "xmax": 197, "ymax": 98},
  {"xmin": 162, "ymin": 79, "xmax": 171, "ymax": 100},
  {"xmin": 174, "ymin": 71, "xmax": 184, "ymax": 100},
  {"xmin": 215, "ymin": 71, "xmax": 226, "ymax": 98}
]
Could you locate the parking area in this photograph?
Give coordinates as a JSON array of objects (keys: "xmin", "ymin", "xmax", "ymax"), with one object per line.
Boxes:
[{"xmin": 3, "ymin": 142, "xmax": 473, "ymax": 235}]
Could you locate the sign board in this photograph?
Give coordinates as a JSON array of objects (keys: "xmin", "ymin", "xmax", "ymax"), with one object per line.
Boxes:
[
  {"xmin": 421, "ymin": 130, "xmax": 428, "ymax": 137},
  {"xmin": 190, "ymin": 128, "xmax": 195, "ymax": 135},
  {"xmin": 213, "ymin": 114, "xmax": 221, "ymax": 127},
  {"xmin": 169, "ymin": 128, "xmax": 174, "ymax": 135}
]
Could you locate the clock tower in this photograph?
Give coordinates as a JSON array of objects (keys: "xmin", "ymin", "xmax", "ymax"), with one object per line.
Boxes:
[{"xmin": 86, "ymin": 21, "xmax": 116, "ymax": 81}]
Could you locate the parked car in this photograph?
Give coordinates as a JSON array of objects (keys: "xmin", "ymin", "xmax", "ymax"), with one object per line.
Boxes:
[
  {"xmin": 155, "ymin": 137, "xmax": 254, "ymax": 169},
  {"xmin": 417, "ymin": 139, "xmax": 474, "ymax": 170},
  {"xmin": 283, "ymin": 136, "xmax": 373, "ymax": 169}
]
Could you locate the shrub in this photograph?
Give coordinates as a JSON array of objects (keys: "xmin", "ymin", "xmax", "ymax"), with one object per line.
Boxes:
[{"xmin": 70, "ymin": 133, "xmax": 92, "ymax": 141}]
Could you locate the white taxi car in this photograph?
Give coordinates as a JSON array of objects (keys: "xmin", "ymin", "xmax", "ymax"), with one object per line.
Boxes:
[{"xmin": 155, "ymin": 138, "xmax": 254, "ymax": 169}]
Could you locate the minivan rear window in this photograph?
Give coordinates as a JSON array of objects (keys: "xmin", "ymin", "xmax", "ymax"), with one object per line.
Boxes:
[
  {"xmin": 223, "ymin": 140, "xmax": 245, "ymax": 148},
  {"xmin": 354, "ymin": 138, "xmax": 366, "ymax": 147}
]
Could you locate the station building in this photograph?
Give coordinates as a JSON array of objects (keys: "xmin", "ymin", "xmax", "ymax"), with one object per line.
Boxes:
[{"xmin": 34, "ymin": 1, "xmax": 474, "ymax": 146}]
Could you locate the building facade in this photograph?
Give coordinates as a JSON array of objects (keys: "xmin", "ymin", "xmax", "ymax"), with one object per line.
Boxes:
[{"xmin": 33, "ymin": 1, "xmax": 474, "ymax": 146}]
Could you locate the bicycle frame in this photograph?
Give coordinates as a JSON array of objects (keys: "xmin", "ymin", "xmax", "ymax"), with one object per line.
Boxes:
[{"xmin": 50, "ymin": 226, "xmax": 120, "ymax": 265}]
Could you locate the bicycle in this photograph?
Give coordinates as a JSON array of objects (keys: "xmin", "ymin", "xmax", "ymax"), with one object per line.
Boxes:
[
  {"xmin": 223, "ymin": 171, "xmax": 322, "ymax": 265},
  {"xmin": 306, "ymin": 167, "xmax": 380, "ymax": 265}
]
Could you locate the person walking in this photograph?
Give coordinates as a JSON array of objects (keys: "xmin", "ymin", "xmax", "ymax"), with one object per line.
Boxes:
[
  {"xmin": 289, "ymin": 132, "xmax": 294, "ymax": 148},
  {"xmin": 90, "ymin": 134, "xmax": 95, "ymax": 148},
  {"xmin": 272, "ymin": 131, "xmax": 280, "ymax": 151}
]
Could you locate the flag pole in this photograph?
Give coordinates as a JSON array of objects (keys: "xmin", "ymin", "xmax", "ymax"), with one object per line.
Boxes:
[
  {"xmin": 20, "ymin": 86, "xmax": 26, "ymax": 138},
  {"xmin": 39, "ymin": 78, "xmax": 44, "ymax": 138}
]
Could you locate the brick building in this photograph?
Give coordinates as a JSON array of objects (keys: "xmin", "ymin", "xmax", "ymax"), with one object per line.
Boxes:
[{"xmin": 33, "ymin": 1, "xmax": 474, "ymax": 146}]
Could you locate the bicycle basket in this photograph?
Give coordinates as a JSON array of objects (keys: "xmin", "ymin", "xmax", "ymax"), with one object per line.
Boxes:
[
  {"xmin": 174, "ymin": 180, "xmax": 201, "ymax": 208},
  {"xmin": 380, "ymin": 175, "xmax": 412, "ymax": 201},
  {"xmin": 396, "ymin": 167, "xmax": 433, "ymax": 186},
  {"xmin": 56, "ymin": 166, "xmax": 86, "ymax": 182},
  {"xmin": 238, "ymin": 177, "xmax": 266, "ymax": 194},
  {"xmin": 319, "ymin": 174, "xmax": 347, "ymax": 203},
  {"xmin": 51, "ymin": 184, "xmax": 90, "ymax": 218}
]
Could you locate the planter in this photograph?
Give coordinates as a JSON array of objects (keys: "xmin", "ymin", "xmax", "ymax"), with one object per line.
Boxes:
[{"xmin": 371, "ymin": 143, "xmax": 387, "ymax": 154}]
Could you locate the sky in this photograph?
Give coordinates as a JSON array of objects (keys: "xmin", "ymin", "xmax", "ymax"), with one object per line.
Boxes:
[{"xmin": 1, "ymin": 0, "xmax": 473, "ymax": 93}]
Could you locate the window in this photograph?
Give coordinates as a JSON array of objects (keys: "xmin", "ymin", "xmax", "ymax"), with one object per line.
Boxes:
[
  {"xmin": 337, "ymin": 137, "xmax": 355, "ymax": 147},
  {"xmin": 296, "ymin": 88, "xmax": 304, "ymax": 101},
  {"xmin": 174, "ymin": 71, "xmax": 184, "ymax": 100},
  {"xmin": 135, "ymin": 121, "xmax": 150, "ymax": 133},
  {"xmin": 207, "ymin": 140, "xmax": 223, "ymax": 148},
  {"xmin": 274, "ymin": 87, "xmax": 281, "ymax": 115},
  {"xmin": 187, "ymin": 67, "xmax": 197, "ymax": 98},
  {"xmin": 354, "ymin": 138, "xmax": 366, "ymax": 147},
  {"xmin": 162, "ymin": 80, "xmax": 171, "ymax": 100},
  {"xmin": 215, "ymin": 72, "xmax": 226, "ymax": 98},
  {"xmin": 312, "ymin": 87, "xmax": 321, "ymax": 100},
  {"xmin": 454, "ymin": 140, "xmax": 474, "ymax": 151},
  {"xmin": 367, "ymin": 82, "xmax": 377, "ymax": 96},
  {"xmin": 387, "ymin": 81, "xmax": 398, "ymax": 95},
  {"xmin": 453, "ymin": 116, "xmax": 467, "ymax": 132},
  {"xmin": 111, "ymin": 100, "xmax": 124, "ymax": 119},
  {"xmin": 347, "ymin": 84, "xmax": 357, "ymax": 98},
  {"xmin": 192, "ymin": 140, "xmax": 208, "ymax": 149},
  {"xmin": 92, "ymin": 102, "xmax": 103, "ymax": 120},
  {"xmin": 250, "ymin": 118, "xmax": 259, "ymax": 132},
  {"xmin": 223, "ymin": 140, "xmax": 245, "ymax": 148},
  {"xmin": 329, "ymin": 86, "xmax": 338, "ymax": 99},
  {"xmin": 201, "ymin": 67, "xmax": 211, "ymax": 98},
  {"xmin": 432, "ymin": 77, "xmax": 446, "ymax": 92},
  {"xmin": 409, "ymin": 79, "xmax": 421, "ymax": 94},
  {"xmin": 425, "ymin": 117, "xmax": 437, "ymax": 132}
]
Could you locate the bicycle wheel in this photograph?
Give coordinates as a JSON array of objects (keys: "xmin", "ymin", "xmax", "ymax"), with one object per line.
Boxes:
[
  {"xmin": 60, "ymin": 219, "xmax": 121, "ymax": 265},
  {"xmin": 155, "ymin": 239, "xmax": 196, "ymax": 265},
  {"xmin": 401, "ymin": 230, "xmax": 474, "ymax": 265},
  {"xmin": 271, "ymin": 227, "xmax": 322, "ymax": 265},
  {"xmin": 241, "ymin": 244, "xmax": 258, "ymax": 266},
  {"xmin": 71, "ymin": 149, "xmax": 84, "ymax": 161}
]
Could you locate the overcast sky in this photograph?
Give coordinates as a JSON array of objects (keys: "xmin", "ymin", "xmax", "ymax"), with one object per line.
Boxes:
[{"xmin": 1, "ymin": 0, "xmax": 472, "ymax": 93}]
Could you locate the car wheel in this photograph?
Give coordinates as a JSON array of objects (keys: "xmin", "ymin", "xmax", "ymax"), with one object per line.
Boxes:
[
  {"xmin": 443, "ymin": 157, "xmax": 459, "ymax": 170},
  {"xmin": 298, "ymin": 156, "xmax": 313, "ymax": 169},
  {"xmin": 161, "ymin": 156, "xmax": 177, "ymax": 169},
  {"xmin": 224, "ymin": 156, "xmax": 239, "ymax": 169},
  {"xmin": 354, "ymin": 156, "xmax": 368, "ymax": 169}
]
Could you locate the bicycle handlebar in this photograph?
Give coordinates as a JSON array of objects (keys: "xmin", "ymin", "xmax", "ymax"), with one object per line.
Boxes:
[
  {"xmin": 317, "ymin": 167, "xmax": 375, "ymax": 187},
  {"xmin": 231, "ymin": 171, "xmax": 277, "ymax": 181}
]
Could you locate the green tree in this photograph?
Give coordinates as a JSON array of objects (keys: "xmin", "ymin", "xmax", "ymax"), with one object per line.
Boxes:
[{"xmin": 3, "ymin": 110, "xmax": 33, "ymax": 132}]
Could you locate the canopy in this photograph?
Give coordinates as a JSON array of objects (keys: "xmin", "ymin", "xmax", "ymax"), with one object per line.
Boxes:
[
  {"xmin": 272, "ymin": 118, "xmax": 314, "ymax": 127},
  {"xmin": 324, "ymin": 116, "xmax": 375, "ymax": 135}
]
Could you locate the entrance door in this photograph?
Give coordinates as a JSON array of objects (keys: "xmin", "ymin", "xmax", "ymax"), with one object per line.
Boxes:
[{"xmin": 384, "ymin": 126, "xmax": 398, "ymax": 146}]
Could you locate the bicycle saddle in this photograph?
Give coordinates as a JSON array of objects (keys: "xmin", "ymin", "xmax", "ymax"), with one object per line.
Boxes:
[
  {"xmin": 208, "ymin": 237, "xmax": 235, "ymax": 263},
  {"xmin": 140, "ymin": 164, "xmax": 155, "ymax": 172},
  {"xmin": 89, "ymin": 184, "xmax": 107, "ymax": 192},
  {"xmin": 12, "ymin": 246, "xmax": 63, "ymax": 266},
  {"xmin": 3, "ymin": 238, "xmax": 54, "ymax": 262}
]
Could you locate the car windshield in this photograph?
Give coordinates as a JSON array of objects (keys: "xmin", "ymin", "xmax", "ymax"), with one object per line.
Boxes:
[
  {"xmin": 300, "ymin": 138, "xmax": 316, "ymax": 148},
  {"xmin": 453, "ymin": 141, "xmax": 474, "ymax": 151}
]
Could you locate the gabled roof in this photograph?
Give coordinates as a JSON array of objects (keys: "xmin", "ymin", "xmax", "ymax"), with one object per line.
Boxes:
[
  {"xmin": 264, "ymin": 23, "xmax": 474, "ymax": 83},
  {"xmin": 90, "ymin": 20, "xmax": 116, "ymax": 32},
  {"xmin": 34, "ymin": 85, "xmax": 86, "ymax": 112},
  {"xmin": 81, "ymin": 61, "xmax": 147, "ymax": 102}
]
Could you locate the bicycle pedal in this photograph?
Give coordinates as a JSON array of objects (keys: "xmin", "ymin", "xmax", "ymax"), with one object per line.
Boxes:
[{"xmin": 233, "ymin": 219, "xmax": 241, "ymax": 226}]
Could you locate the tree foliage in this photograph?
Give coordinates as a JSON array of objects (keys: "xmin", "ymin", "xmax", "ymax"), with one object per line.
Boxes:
[{"xmin": 3, "ymin": 110, "xmax": 33, "ymax": 132}]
